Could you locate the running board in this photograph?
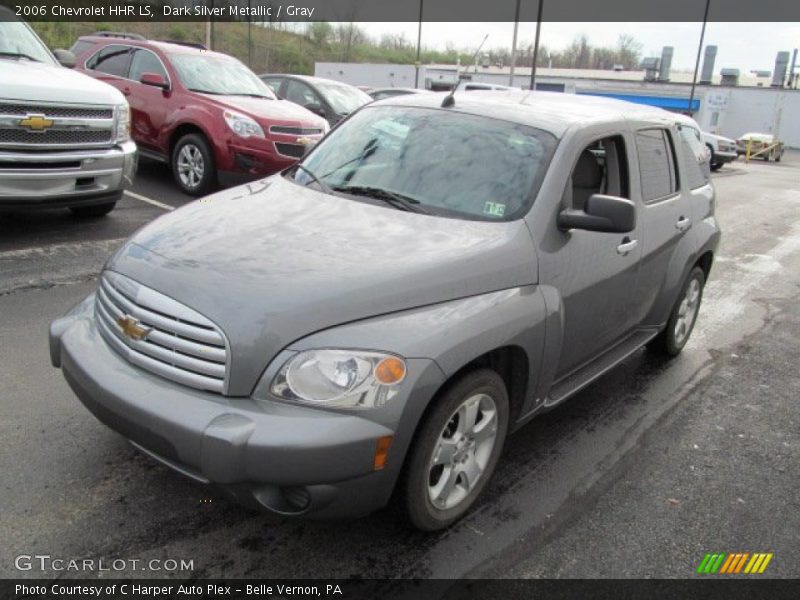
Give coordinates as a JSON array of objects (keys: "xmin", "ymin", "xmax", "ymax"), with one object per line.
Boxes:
[{"xmin": 546, "ymin": 329, "xmax": 660, "ymax": 407}]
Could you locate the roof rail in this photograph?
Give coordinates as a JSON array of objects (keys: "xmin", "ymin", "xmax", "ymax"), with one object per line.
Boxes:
[
  {"xmin": 91, "ymin": 31, "xmax": 146, "ymax": 41},
  {"xmin": 157, "ymin": 40, "xmax": 208, "ymax": 50}
]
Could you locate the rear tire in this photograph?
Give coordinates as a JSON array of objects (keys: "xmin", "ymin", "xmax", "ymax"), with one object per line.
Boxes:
[
  {"xmin": 710, "ymin": 163, "xmax": 722, "ymax": 172},
  {"xmin": 172, "ymin": 133, "xmax": 216, "ymax": 196},
  {"xmin": 397, "ymin": 369, "xmax": 509, "ymax": 531},
  {"xmin": 69, "ymin": 201, "xmax": 117, "ymax": 218},
  {"xmin": 649, "ymin": 266, "xmax": 706, "ymax": 357}
]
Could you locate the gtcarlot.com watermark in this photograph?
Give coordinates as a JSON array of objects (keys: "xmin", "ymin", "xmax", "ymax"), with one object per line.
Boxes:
[{"xmin": 15, "ymin": 554, "xmax": 194, "ymax": 573}]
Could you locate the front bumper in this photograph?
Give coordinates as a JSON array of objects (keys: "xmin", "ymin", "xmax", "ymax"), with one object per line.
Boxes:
[
  {"xmin": 712, "ymin": 149, "xmax": 737, "ymax": 164},
  {"xmin": 50, "ymin": 296, "xmax": 442, "ymax": 518},
  {"xmin": 0, "ymin": 141, "xmax": 137, "ymax": 209}
]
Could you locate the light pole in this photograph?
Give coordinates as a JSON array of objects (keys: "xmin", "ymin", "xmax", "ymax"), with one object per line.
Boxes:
[
  {"xmin": 415, "ymin": 0, "xmax": 424, "ymax": 88},
  {"xmin": 688, "ymin": 0, "xmax": 712, "ymax": 115},
  {"xmin": 509, "ymin": 0, "xmax": 521, "ymax": 86},
  {"xmin": 529, "ymin": 0, "xmax": 544, "ymax": 90}
]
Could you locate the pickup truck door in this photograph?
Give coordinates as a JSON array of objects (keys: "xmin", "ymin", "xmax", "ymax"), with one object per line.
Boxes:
[{"xmin": 535, "ymin": 132, "xmax": 645, "ymax": 378}]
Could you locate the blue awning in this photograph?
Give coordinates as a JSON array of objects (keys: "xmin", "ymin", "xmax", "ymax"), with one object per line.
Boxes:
[{"xmin": 577, "ymin": 92, "xmax": 700, "ymax": 112}]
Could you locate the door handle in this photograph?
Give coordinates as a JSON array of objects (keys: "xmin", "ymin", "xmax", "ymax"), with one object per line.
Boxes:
[
  {"xmin": 616, "ymin": 237, "xmax": 638, "ymax": 256},
  {"xmin": 676, "ymin": 216, "xmax": 691, "ymax": 231}
]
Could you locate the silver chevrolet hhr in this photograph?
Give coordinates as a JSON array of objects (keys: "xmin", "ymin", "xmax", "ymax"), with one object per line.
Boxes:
[{"xmin": 50, "ymin": 91, "xmax": 720, "ymax": 530}]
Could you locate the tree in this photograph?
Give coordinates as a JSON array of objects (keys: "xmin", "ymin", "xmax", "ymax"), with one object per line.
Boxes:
[
  {"xmin": 616, "ymin": 33, "xmax": 643, "ymax": 69},
  {"xmin": 306, "ymin": 21, "xmax": 333, "ymax": 47}
]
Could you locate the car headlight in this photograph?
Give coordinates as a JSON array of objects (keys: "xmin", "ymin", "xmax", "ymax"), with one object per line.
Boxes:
[
  {"xmin": 270, "ymin": 349, "xmax": 407, "ymax": 409},
  {"xmin": 223, "ymin": 110, "xmax": 264, "ymax": 138},
  {"xmin": 114, "ymin": 104, "xmax": 131, "ymax": 143}
]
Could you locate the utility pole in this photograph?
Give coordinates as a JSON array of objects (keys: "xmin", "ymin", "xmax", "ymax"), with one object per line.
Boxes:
[
  {"xmin": 529, "ymin": 0, "xmax": 544, "ymax": 90},
  {"xmin": 415, "ymin": 0, "xmax": 424, "ymax": 88},
  {"xmin": 509, "ymin": 0, "xmax": 521, "ymax": 86},
  {"xmin": 247, "ymin": 0, "xmax": 252, "ymax": 67},
  {"xmin": 688, "ymin": 0, "xmax": 711, "ymax": 115}
]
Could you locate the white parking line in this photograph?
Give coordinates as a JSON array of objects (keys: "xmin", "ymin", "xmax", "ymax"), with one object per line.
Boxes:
[{"xmin": 124, "ymin": 190, "xmax": 175, "ymax": 211}]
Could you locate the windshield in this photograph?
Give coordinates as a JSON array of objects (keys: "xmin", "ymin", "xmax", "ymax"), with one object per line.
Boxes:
[
  {"xmin": 315, "ymin": 81, "xmax": 371, "ymax": 114},
  {"xmin": 292, "ymin": 106, "xmax": 556, "ymax": 221},
  {"xmin": 171, "ymin": 54, "xmax": 275, "ymax": 98},
  {"xmin": 0, "ymin": 21, "xmax": 56, "ymax": 65}
]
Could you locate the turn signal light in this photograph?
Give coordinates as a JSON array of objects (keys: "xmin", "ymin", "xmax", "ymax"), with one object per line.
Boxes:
[
  {"xmin": 374, "ymin": 435, "xmax": 393, "ymax": 470},
  {"xmin": 374, "ymin": 357, "xmax": 406, "ymax": 385}
]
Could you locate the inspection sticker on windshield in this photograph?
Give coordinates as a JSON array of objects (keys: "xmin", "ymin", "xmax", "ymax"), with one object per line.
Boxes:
[{"xmin": 484, "ymin": 202, "xmax": 506, "ymax": 217}]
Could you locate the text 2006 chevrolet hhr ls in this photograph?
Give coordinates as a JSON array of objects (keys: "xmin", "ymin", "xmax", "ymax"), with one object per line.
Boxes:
[{"xmin": 51, "ymin": 92, "xmax": 719, "ymax": 530}]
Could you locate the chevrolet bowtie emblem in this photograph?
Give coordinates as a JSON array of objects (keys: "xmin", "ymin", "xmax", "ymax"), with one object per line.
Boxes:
[
  {"xmin": 296, "ymin": 136, "xmax": 315, "ymax": 145},
  {"xmin": 19, "ymin": 114, "xmax": 54, "ymax": 131},
  {"xmin": 116, "ymin": 315, "xmax": 151, "ymax": 341}
]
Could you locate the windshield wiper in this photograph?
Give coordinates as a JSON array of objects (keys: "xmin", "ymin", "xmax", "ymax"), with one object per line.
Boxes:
[
  {"xmin": 294, "ymin": 164, "xmax": 335, "ymax": 195},
  {"xmin": 0, "ymin": 51, "xmax": 41, "ymax": 62},
  {"xmin": 231, "ymin": 92, "xmax": 274, "ymax": 99},
  {"xmin": 332, "ymin": 185, "xmax": 429, "ymax": 214}
]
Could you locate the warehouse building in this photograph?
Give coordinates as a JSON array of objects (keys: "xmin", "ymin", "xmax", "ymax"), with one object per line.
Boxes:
[{"xmin": 315, "ymin": 48, "xmax": 800, "ymax": 147}]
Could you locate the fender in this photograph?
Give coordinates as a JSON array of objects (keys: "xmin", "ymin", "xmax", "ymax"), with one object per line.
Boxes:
[{"xmin": 286, "ymin": 286, "xmax": 548, "ymax": 506}]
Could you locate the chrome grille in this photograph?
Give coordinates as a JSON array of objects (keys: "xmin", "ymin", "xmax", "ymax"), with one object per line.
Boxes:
[
  {"xmin": 0, "ymin": 104, "xmax": 113, "ymax": 119},
  {"xmin": 269, "ymin": 125, "xmax": 324, "ymax": 135},
  {"xmin": 94, "ymin": 272, "xmax": 229, "ymax": 394},
  {"xmin": 0, "ymin": 129, "xmax": 112, "ymax": 145}
]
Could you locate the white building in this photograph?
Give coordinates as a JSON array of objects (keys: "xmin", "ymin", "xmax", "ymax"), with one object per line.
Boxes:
[{"xmin": 314, "ymin": 61, "xmax": 800, "ymax": 147}]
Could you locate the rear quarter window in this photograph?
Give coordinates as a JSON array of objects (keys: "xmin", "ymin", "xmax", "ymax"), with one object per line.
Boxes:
[
  {"xmin": 86, "ymin": 44, "xmax": 132, "ymax": 78},
  {"xmin": 69, "ymin": 40, "xmax": 94, "ymax": 58}
]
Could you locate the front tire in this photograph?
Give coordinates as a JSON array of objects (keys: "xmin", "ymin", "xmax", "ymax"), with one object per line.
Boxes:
[
  {"xmin": 649, "ymin": 266, "xmax": 705, "ymax": 357},
  {"xmin": 398, "ymin": 369, "xmax": 509, "ymax": 531},
  {"xmin": 172, "ymin": 133, "xmax": 216, "ymax": 196}
]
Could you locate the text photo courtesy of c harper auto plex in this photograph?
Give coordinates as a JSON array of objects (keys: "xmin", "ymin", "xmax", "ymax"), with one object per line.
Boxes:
[{"xmin": 1, "ymin": 0, "xmax": 799, "ymax": 598}]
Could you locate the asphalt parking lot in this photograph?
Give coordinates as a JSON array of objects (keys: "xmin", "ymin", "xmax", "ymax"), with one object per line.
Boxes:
[{"xmin": 1, "ymin": 154, "xmax": 799, "ymax": 580}]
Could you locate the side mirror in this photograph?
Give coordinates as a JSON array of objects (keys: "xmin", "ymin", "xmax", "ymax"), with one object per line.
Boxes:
[
  {"xmin": 53, "ymin": 49, "xmax": 76, "ymax": 68},
  {"xmin": 558, "ymin": 194, "xmax": 636, "ymax": 233},
  {"xmin": 303, "ymin": 103, "xmax": 326, "ymax": 118},
  {"xmin": 140, "ymin": 72, "xmax": 169, "ymax": 90}
]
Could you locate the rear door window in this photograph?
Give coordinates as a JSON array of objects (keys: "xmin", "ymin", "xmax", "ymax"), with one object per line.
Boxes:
[
  {"xmin": 635, "ymin": 128, "xmax": 678, "ymax": 202},
  {"xmin": 87, "ymin": 44, "xmax": 132, "ymax": 78}
]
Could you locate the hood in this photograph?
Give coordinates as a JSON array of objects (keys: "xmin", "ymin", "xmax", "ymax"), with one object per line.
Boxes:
[
  {"xmin": 204, "ymin": 94, "xmax": 327, "ymax": 130},
  {"xmin": 703, "ymin": 132, "xmax": 734, "ymax": 144},
  {"xmin": 0, "ymin": 59, "xmax": 125, "ymax": 105},
  {"xmin": 108, "ymin": 176, "xmax": 537, "ymax": 395}
]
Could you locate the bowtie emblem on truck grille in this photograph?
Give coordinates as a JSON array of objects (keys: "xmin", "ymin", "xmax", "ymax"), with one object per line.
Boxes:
[
  {"xmin": 116, "ymin": 315, "xmax": 152, "ymax": 341},
  {"xmin": 19, "ymin": 114, "xmax": 54, "ymax": 132}
]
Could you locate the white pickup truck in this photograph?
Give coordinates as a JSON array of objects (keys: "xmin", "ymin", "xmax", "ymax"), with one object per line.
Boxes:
[{"xmin": 0, "ymin": 9, "xmax": 136, "ymax": 216}]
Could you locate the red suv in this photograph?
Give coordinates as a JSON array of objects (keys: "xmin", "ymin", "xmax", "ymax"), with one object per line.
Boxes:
[{"xmin": 71, "ymin": 33, "xmax": 328, "ymax": 195}]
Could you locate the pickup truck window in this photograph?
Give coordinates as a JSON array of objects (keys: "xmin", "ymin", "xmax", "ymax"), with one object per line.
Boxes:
[
  {"xmin": 636, "ymin": 128, "xmax": 678, "ymax": 202},
  {"xmin": 0, "ymin": 21, "xmax": 56, "ymax": 65},
  {"xmin": 87, "ymin": 44, "xmax": 132, "ymax": 78},
  {"xmin": 295, "ymin": 106, "xmax": 557, "ymax": 221}
]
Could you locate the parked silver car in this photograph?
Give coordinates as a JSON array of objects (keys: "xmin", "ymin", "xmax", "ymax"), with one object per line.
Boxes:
[
  {"xmin": 50, "ymin": 92, "xmax": 720, "ymax": 530},
  {"xmin": 0, "ymin": 9, "xmax": 136, "ymax": 216}
]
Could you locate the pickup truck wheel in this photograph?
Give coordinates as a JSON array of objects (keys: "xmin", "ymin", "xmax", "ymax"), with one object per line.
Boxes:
[
  {"xmin": 172, "ymin": 134, "xmax": 216, "ymax": 196},
  {"xmin": 710, "ymin": 162, "xmax": 722, "ymax": 172},
  {"xmin": 398, "ymin": 369, "xmax": 509, "ymax": 531},
  {"xmin": 69, "ymin": 201, "xmax": 117, "ymax": 218},
  {"xmin": 650, "ymin": 266, "xmax": 705, "ymax": 357}
]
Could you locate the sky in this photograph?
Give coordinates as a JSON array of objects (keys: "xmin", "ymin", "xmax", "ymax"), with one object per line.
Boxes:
[{"xmin": 359, "ymin": 22, "xmax": 800, "ymax": 74}]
